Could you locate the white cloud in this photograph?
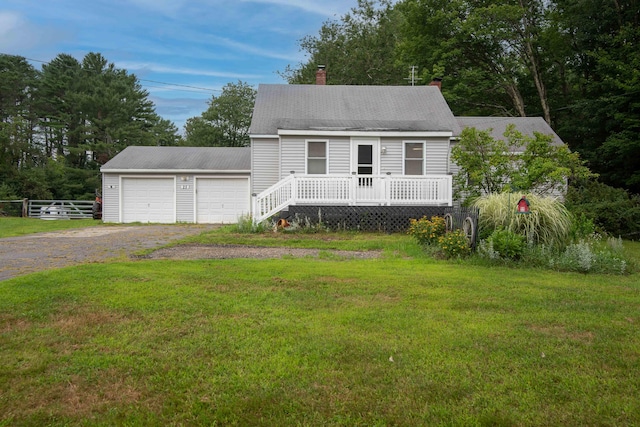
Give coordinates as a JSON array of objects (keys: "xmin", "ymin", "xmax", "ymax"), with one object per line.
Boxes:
[
  {"xmin": 239, "ymin": 0, "xmax": 352, "ymax": 17},
  {"xmin": 0, "ymin": 11, "xmax": 21, "ymax": 35},
  {"xmin": 118, "ymin": 61, "xmax": 263, "ymax": 80},
  {"xmin": 0, "ymin": 10, "xmax": 69, "ymax": 53},
  {"xmin": 126, "ymin": 0, "xmax": 189, "ymax": 14},
  {"xmin": 208, "ymin": 35, "xmax": 302, "ymax": 62}
]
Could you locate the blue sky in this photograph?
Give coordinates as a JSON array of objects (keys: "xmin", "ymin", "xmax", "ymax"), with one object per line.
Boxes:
[{"xmin": 0, "ymin": 0, "xmax": 359, "ymax": 132}]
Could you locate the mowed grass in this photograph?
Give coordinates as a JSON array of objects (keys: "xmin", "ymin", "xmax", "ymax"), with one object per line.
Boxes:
[
  {"xmin": 0, "ymin": 217, "xmax": 101, "ymax": 238},
  {"xmin": 1, "ymin": 237, "xmax": 639, "ymax": 426},
  {"xmin": 183, "ymin": 225, "xmax": 413, "ymax": 252}
]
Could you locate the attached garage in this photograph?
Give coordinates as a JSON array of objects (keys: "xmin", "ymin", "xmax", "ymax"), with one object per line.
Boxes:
[
  {"xmin": 121, "ymin": 177, "xmax": 175, "ymax": 223},
  {"xmin": 100, "ymin": 146, "xmax": 251, "ymax": 224},
  {"xmin": 196, "ymin": 178, "xmax": 250, "ymax": 224}
]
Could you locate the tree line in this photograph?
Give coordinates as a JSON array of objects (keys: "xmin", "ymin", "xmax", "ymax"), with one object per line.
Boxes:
[
  {"xmin": 0, "ymin": 52, "xmax": 181, "ymax": 200},
  {"xmin": 2, "ymin": 0, "xmax": 637, "ymax": 205},
  {"xmin": 282, "ymin": 0, "xmax": 639, "ymax": 195},
  {"xmin": 1, "ymin": 47, "xmax": 256, "ymax": 202}
]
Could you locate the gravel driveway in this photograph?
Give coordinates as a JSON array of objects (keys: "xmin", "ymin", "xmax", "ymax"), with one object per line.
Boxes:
[
  {"xmin": 0, "ymin": 225, "xmax": 219, "ymax": 281},
  {"xmin": 0, "ymin": 224, "xmax": 382, "ymax": 281}
]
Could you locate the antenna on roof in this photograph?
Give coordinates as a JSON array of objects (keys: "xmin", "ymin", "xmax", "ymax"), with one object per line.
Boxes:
[{"xmin": 404, "ymin": 66, "xmax": 422, "ymax": 86}]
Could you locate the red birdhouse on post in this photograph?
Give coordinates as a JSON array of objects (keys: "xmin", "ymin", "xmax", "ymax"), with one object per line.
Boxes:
[{"xmin": 516, "ymin": 196, "xmax": 531, "ymax": 214}]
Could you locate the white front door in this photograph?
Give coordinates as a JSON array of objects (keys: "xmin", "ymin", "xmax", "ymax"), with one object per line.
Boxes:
[{"xmin": 351, "ymin": 138, "xmax": 379, "ymax": 202}]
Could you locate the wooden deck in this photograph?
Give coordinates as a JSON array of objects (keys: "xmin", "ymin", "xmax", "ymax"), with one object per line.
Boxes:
[{"xmin": 253, "ymin": 174, "xmax": 453, "ymax": 222}]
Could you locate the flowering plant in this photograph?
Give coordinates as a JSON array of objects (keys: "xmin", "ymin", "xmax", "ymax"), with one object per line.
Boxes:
[
  {"xmin": 438, "ymin": 230, "xmax": 471, "ymax": 258},
  {"xmin": 407, "ymin": 216, "xmax": 446, "ymax": 245}
]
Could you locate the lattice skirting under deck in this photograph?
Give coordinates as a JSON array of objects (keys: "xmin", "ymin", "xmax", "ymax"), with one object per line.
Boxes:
[{"xmin": 284, "ymin": 206, "xmax": 477, "ymax": 233}]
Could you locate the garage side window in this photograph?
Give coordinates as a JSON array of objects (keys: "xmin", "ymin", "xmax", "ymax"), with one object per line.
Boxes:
[
  {"xmin": 307, "ymin": 141, "xmax": 327, "ymax": 174},
  {"xmin": 404, "ymin": 142, "xmax": 425, "ymax": 175}
]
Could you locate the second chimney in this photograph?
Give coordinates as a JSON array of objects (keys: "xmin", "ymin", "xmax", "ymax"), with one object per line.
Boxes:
[
  {"xmin": 316, "ymin": 65, "xmax": 327, "ymax": 85},
  {"xmin": 429, "ymin": 77, "xmax": 442, "ymax": 91}
]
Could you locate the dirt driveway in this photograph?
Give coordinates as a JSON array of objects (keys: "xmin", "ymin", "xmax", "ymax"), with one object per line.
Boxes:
[
  {"xmin": 0, "ymin": 224, "xmax": 382, "ymax": 281},
  {"xmin": 0, "ymin": 224, "xmax": 219, "ymax": 281}
]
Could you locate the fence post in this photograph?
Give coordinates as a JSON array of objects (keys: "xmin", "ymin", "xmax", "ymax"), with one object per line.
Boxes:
[{"xmin": 22, "ymin": 198, "xmax": 28, "ymax": 218}]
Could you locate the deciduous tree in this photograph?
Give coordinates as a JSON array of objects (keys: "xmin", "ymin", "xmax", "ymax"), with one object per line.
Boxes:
[
  {"xmin": 452, "ymin": 125, "xmax": 593, "ymax": 204},
  {"xmin": 183, "ymin": 81, "xmax": 255, "ymax": 147}
]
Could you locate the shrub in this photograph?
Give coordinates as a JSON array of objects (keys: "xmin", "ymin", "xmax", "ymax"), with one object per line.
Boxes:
[
  {"xmin": 232, "ymin": 215, "xmax": 269, "ymax": 233},
  {"xmin": 282, "ymin": 214, "xmax": 330, "ymax": 234},
  {"xmin": 550, "ymin": 240, "xmax": 628, "ymax": 274},
  {"xmin": 407, "ymin": 216, "xmax": 446, "ymax": 246},
  {"xmin": 437, "ymin": 230, "xmax": 471, "ymax": 258},
  {"xmin": 473, "ymin": 193, "xmax": 572, "ymax": 248},
  {"xmin": 570, "ymin": 212, "xmax": 596, "ymax": 241},
  {"xmin": 488, "ymin": 228, "xmax": 526, "ymax": 260},
  {"xmin": 565, "ymin": 179, "xmax": 640, "ymax": 240}
]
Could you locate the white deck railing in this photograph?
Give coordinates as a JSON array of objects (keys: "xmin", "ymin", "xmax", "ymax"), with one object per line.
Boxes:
[{"xmin": 253, "ymin": 174, "xmax": 452, "ymax": 222}]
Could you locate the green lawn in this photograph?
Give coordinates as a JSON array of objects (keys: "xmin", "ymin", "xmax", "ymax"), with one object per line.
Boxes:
[
  {"xmin": 1, "ymin": 231, "xmax": 639, "ymax": 426},
  {"xmin": 0, "ymin": 217, "xmax": 101, "ymax": 238}
]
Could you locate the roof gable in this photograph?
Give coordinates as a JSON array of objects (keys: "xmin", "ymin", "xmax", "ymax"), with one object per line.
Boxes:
[
  {"xmin": 249, "ymin": 84, "xmax": 461, "ymax": 135},
  {"xmin": 100, "ymin": 146, "xmax": 251, "ymax": 172}
]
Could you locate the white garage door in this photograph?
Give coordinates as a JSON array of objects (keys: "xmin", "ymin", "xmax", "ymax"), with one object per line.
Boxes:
[
  {"xmin": 121, "ymin": 177, "xmax": 175, "ymax": 223},
  {"xmin": 196, "ymin": 178, "xmax": 249, "ymax": 224}
]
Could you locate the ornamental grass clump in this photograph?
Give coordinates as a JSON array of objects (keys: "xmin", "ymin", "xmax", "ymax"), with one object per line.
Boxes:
[
  {"xmin": 473, "ymin": 193, "xmax": 572, "ymax": 248},
  {"xmin": 437, "ymin": 229, "xmax": 471, "ymax": 258},
  {"xmin": 407, "ymin": 216, "xmax": 446, "ymax": 246}
]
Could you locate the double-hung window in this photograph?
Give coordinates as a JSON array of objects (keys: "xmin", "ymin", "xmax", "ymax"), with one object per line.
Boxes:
[
  {"xmin": 307, "ymin": 141, "xmax": 327, "ymax": 174},
  {"xmin": 404, "ymin": 142, "xmax": 425, "ymax": 175}
]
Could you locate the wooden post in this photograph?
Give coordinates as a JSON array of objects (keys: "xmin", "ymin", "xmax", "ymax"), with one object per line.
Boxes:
[{"xmin": 22, "ymin": 198, "xmax": 28, "ymax": 218}]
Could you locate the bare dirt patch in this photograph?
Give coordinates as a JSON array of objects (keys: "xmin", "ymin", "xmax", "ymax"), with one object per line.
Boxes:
[{"xmin": 145, "ymin": 244, "xmax": 383, "ymax": 260}]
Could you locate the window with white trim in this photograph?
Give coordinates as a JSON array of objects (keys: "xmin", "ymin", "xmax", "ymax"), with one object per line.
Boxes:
[
  {"xmin": 307, "ymin": 141, "xmax": 327, "ymax": 174},
  {"xmin": 404, "ymin": 142, "xmax": 425, "ymax": 175}
]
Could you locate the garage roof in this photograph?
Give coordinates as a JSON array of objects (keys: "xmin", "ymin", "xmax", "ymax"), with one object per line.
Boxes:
[{"xmin": 100, "ymin": 146, "xmax": 251, "ymax": 173}]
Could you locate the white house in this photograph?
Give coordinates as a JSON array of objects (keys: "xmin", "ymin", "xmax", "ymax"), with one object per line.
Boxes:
[
  {"xmin": 100, "ymin": 75, "xmax": 565, "ymax": 226},
  {"xmin": 249, "ymin": 83, "xmax": 462, "ymax": 222}
]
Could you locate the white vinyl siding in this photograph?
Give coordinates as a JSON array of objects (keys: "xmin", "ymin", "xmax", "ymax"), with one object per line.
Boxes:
[
  {"xmin": 176, "ymin": 176, "xmax": 194, "ymax": 222},
  {"xmin": 449, "ymin": 141, "xmax": 461, "ymax": 176},
  {"xmin": 329, "ymin": 138, "xmax": 351, "ymax": 174},
  {"xmin": 102, "ymin": 174, "xmax": 120, "ymax": 223},
  {"xmin": 281, "ymin": 137, "xmax": 305, "ymax": 179},
  {"xmin": 426, "ymin": 139, "xmax": 450, "ymax": 175},
  {"xmin": 380, "ymin": 138, "xmax": 402, "ymax": 175},
  {"xmin": 251, "ymin": 138, "xmax": 279, "ymax": 194}
]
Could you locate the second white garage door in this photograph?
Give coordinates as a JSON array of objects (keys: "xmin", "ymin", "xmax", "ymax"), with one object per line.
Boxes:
[{"xmin": 196, "ymin": 178, "xmax": 249, "ymax": 223}]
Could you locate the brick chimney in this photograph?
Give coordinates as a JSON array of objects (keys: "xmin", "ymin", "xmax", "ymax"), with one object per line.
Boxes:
[
  {"xmin": 316, "ymin": 65, "xmax": 327, "ymax": 85},
  {"xmin": 429, "ymin": 77, "xmax": 442, "ymax": 91}
]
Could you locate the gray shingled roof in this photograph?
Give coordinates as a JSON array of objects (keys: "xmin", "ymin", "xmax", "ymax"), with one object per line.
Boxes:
[
  {"xmin": 249, "ymin": 84, "xmax": 461, "ymax": 135},
  {"xmin": 456, "ymin": 117, "xmax": 564, "ymax": 147},
  {"xmin": 100, "ymin": 146, "xmax": 251, "ymax": 172}
]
